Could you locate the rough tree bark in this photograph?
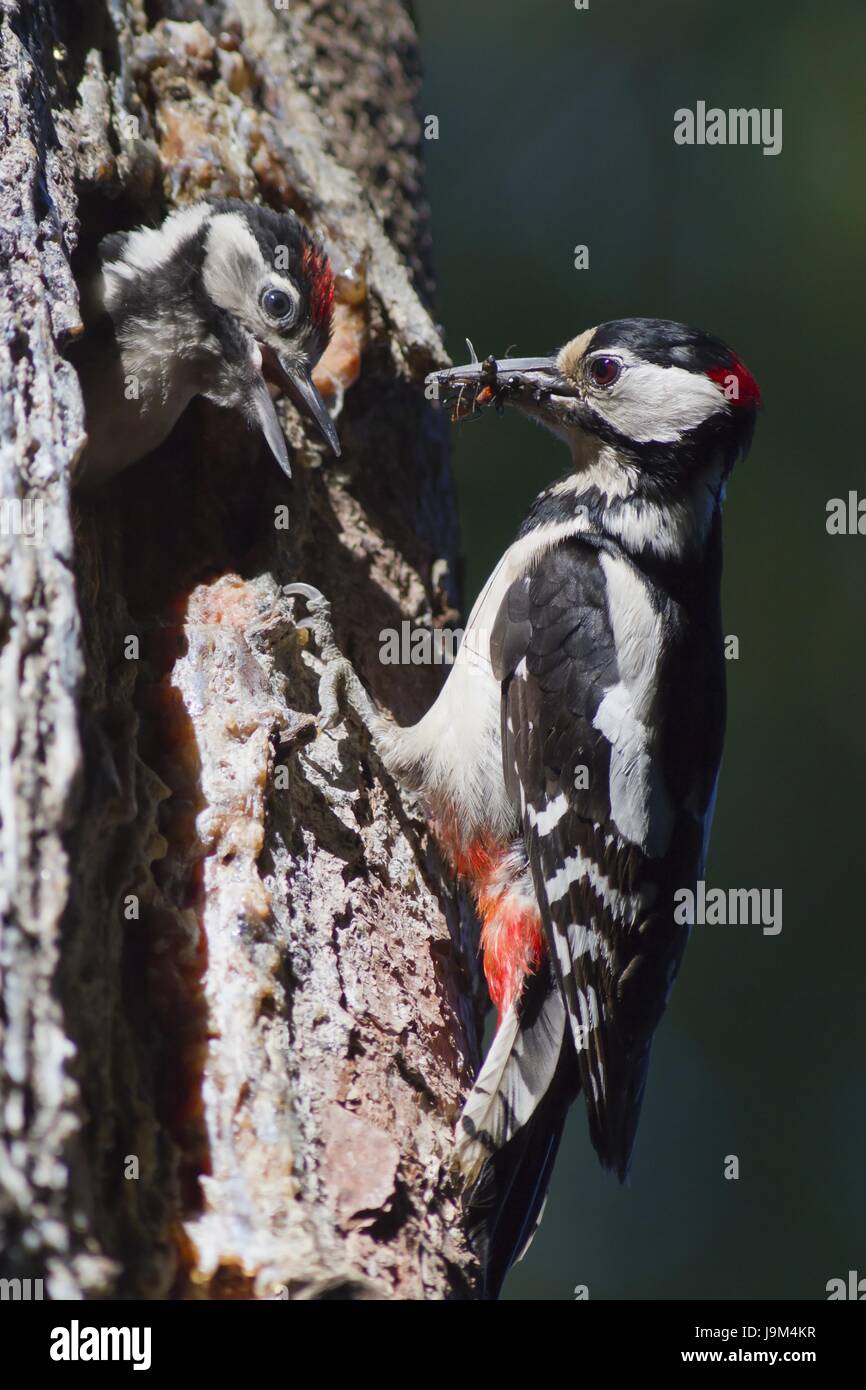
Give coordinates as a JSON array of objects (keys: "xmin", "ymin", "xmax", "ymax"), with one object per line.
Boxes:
[{"xmin": 0, "ymin": 0, "xmax": 482, "ymax": 1300}]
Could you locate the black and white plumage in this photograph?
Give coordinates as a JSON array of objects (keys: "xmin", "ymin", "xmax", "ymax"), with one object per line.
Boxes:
[
  {"xmin": 490, "ymin": 529, "xmax": 723, "ymax": 1178},
  {"xmin": 70, "ymin": 199, "xmax": 339, "ymax": 486},
  {"xmin": 288, "ymin": 316, "xmax": 761, "ymax": 1299}
]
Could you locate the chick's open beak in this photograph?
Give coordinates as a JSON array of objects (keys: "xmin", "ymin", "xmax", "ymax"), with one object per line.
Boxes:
[
  {"xmin": 259, "ymin": 342, "xmax": 341, "ymax": 459},
  {"xmin": 249, "ymin": 372, "xmax": 291, "ymax": 477}
]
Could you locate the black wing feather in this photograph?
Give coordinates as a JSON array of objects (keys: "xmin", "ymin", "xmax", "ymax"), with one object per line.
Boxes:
[{"xmin": 492, "ymin": 538, "xmax": 721, "ymax": 1178}]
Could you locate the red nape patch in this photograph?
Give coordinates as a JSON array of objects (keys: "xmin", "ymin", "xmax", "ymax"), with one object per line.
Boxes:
[
  {"xmin": 301, "ymin": 242, "xmax": 335, "ymax": 334},
  {"xmin": 706, "ymin": 355, "xmax": 762, "ymax": 409}
]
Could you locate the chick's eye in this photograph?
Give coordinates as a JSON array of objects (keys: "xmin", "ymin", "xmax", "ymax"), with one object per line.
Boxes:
[
  {"xmin": 261, "ymin": 287, "xmax": 294, "ymax": 321},
  {"xmin": 588, "ymin": 355, "xmax": 622, "ymax": 388}
]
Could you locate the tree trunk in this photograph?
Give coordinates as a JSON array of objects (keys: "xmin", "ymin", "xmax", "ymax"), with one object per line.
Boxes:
[{"xmin": 0, "ymin": 0, "xmax": 481, "ymax": 1300}]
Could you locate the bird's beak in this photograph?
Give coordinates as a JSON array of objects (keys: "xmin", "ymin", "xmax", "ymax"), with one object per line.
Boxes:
[
  {"xmin": 429, "ymin": 355, "xmax": 578, "ymax": 423},
  {"xmin": 250, "ymin": 372, "xmax": 293, "ymax": 477},
  {"xmin": 258, "ymin": 343, "xmax": 341, "ymax": 460},
  {"xmin": 282, "ymin": 361, "xmax": 342, "ymax": 458}
]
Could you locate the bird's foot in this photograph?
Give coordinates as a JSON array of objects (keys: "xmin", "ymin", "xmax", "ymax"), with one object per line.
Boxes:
[{"xmin": 284, "ymin": 583, "xmax": 380, "ymax": 735}]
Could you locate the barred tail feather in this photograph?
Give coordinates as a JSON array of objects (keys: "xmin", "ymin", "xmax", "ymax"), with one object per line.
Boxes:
[
  {"xmin": 466, "ymin": 1030, "xmax": 580, "ymax": 1299},
  {"xmin": 454, "ymin": 1002, "xmax": 523, "ymax": 1187},
  {"xmin": 455, "ymin": 960, "xmax": 580, "ymax": 1298}
]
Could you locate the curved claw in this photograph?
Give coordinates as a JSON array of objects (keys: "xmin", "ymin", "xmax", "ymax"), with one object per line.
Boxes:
[
  {"xmin": 283, "ymin": 582, "xmax": 379, "ymax": 740},
  {"xmin": 284, "ymin": 581, "xmax": 346, "ymax": 728},
  {"xmin": 284, "ymin": 582, "xmax": 327, "ymax": 604},
  {"xmin": 284, "ymin": 583, "xmax": 336, "ymax": 656}
]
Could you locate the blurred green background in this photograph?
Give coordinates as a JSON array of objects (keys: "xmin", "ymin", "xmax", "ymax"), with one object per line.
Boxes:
[{"xmin": 414, "ymin": 0, "xmax": 866, "ymax": 1300}]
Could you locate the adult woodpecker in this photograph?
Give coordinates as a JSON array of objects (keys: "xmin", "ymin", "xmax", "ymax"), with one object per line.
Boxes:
[
  {"xmin": 70, "ymin": 199, "xmax": 340, "ymax": 487},
  {"xmin": 287, "ymin": 317, "xmax": 761, "ymax": 1298}
]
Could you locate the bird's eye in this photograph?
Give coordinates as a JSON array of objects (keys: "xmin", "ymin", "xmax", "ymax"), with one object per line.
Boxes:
[
  {"xmin": 261, "ymin": 287, "xmax": 295, "ymax": 322},
  {"xmin": 587, "ymin": 355, "xmax": 622, "ymax": 388}
]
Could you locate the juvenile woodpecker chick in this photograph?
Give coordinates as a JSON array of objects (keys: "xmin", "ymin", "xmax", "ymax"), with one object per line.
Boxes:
[
  {"xmin": 289, "ymin": 317, "xmax": 761, "ymax": 1298},
  {"xmin": 71, "ymin": 199, "xmax": 339, "ymax": 486}
]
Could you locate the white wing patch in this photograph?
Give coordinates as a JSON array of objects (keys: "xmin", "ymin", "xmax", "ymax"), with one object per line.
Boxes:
[
  {"xmin": 594, "ymin": 553, "xmax": 674, "ymax": 856},
  {"xmin": 594, "ymin": 682, "xmax": 656, "ymax": 849},
  {"xmin": 528, "ymin": 793, "xmax": 569, "ymax": 836}
]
